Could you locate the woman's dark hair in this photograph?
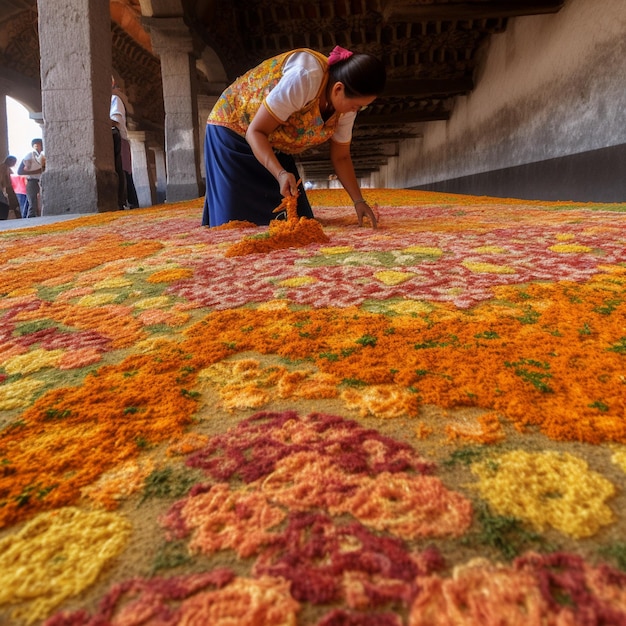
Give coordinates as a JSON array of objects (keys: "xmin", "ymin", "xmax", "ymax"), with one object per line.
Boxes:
[{"xmin": 328, "ymin": 52, "xmax": 386, "ymax": 97}]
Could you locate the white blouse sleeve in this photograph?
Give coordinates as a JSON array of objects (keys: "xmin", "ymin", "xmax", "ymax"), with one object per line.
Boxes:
[
  {"xmin": 264, "ymin": 50, "xmax": 356, "ymax": 144},
  {"xmin": 264, "ymin": 51, "xmax": 325, "ymax": 121},
  {"xmin": 332, "ymin": 112, "xmax": 357, "ymax": 144}
]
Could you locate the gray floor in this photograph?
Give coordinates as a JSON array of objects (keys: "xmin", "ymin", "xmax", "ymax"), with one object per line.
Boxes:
[{"xmin": 0, "ymin": 214, "xmax": 89, "ymax": 231}]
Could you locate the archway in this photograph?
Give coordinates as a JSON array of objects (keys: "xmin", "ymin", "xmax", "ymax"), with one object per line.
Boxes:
[{"xmin": 6, "ymin": 96, "xmax": 43, "ymax": 160}]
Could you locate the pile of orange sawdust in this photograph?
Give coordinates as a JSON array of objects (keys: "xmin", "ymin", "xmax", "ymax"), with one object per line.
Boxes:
[
  {"xmin": 225, "ymin": 195, "xmax": 329, "ymax": 257},
  {"xmin": 212, "ymin": 220, "xmax": 257, "ymax": 230}
]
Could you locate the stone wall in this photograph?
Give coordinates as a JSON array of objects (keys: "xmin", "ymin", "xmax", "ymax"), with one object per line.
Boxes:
[{"xmin": 371, "ymin": 0, "xmax": 626, "ymax": 202}]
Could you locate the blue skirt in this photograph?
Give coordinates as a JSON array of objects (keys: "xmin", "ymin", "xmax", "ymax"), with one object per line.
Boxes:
[{"xmin": 202, "ymin": 124, "xmax": 314, "ymax": 227}]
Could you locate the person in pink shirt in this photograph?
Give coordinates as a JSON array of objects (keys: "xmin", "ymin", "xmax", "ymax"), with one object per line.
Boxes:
[{"xmin": 10, "ymin": 171, "xmax": 28, "ymax": 218}]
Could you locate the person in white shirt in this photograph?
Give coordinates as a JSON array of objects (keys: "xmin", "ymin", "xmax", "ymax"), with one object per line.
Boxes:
[
  {"xmin": 17, "ymin": 138, "xmax": 44, "ymax": 218},
  {"xmin": 110, "ymin": 77, "xmax": 137, "ymax": 209}
]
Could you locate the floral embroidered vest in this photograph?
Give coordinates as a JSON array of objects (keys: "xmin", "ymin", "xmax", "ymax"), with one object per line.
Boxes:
[{"xmin": 207, "ymin": 49, "xmax": 341, "ymax": 155}]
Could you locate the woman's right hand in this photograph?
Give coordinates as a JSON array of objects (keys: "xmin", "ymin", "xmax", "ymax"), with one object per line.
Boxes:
[
  {"xmin": 245, "ymin": 107, "xmax": 298, "ymax": 196},
  {"xmin": 277, "ymin": 170, "xmax": 297, "ymax": 197}
]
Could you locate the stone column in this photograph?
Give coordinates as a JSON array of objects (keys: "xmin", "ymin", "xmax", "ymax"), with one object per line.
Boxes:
[
  {"xmin": 37, "ymin": 0, "xmax": 117, "ymax": 215},
  {"xmin": 196, "ymin": 95, "xmax": 217, "ymax": 190},
  {"xmin": 0, "ymin": 90, "xmax": 8, "ymax": 160},
  {"xmin": 127, "ymin": 130, "xmax": 156, "ymax": 207},
  {"xmin": 151, "ymin": 146, "xmax": 167, "ymax": 204},
  {"xmin": 147, "ymin": 17, "xmax": 201, "ymax": 202}
]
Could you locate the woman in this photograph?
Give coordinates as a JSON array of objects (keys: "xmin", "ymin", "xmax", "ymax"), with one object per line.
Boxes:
[
  {"xmin": 202, "ymin": 46, "xmax": 386, "ymax": 228},
  {"xmin": 0, "ymin": 156, "xmax": 20, "ymax": 220}
]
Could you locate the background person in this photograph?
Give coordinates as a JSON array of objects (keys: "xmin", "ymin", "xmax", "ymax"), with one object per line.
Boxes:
[
  {"xmin": 202, "ymin": 45, "xmax": 385, "ymax": 228},
  {"xmin": 17, "ymin": 138, "xmax": 44, "ymax": 218},
  {"xmin": 110, "ymin": 77, "xmax": 138, "ymax": 209},
  {"xmin": 0, "ymin": 156, "xmax": 20, "ymax": 219},
  {"xmin": 10, "ymin": 172, "xmax": 28, "ymax": 218}
]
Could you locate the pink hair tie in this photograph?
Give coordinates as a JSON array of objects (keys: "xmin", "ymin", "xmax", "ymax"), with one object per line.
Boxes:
[{"xmin": 328, "ymin": 45, "xmax": 353, "ymax": 66}]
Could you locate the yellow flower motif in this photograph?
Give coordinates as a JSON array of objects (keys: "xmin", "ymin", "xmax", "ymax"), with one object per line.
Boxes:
[
  {"xmin": 133, "ymin": 296, "xmax": 171, "ymax": 309},
  {"xmin": 555, "ymin": 233, "xmax": 576, "ymax": 241},
  {"xmin": 462, "ymin": 261, "xmax": 516, "ymax": 274},
  {"xmin": 278, "ymin": 276, "xmax": 317, "ymax": 288},
  {"xmin": 6, "ymin": 288, "xmax": 37, "ymax": 298},
  {"xmin": 387, "ymin": 300, "xmax": 432, "ymax": 315},
  {"xmin": 94, "ymin": 277, "xmax": 133, "ymax": 289},
  {"xmin": 374, "ymin": 270, "xmax": 417, "ymax": 285},
  {"xmin": 0, "ymin": 507, "xmax": 130, "ymax": 625},
  {"xmin": 320, "ymin": 246, "xmax": 354, "ymax": 254},
  {"xmin": 471, "ymin": 450, "xmax": 615, "ymax": 538},
  {"xmin": 610, "ymin": 446, "xmax": 626, "ymax": 473},
  {"xmin": 0, "ymin": 378, "xmax": 46, "ymax": 410},
  {"xmin": 473, "ymin": 245, "xmax": 507, "ymax": 254},
  {"xmin": 221, "ymin": 386, "xmax": 270, "ymax": 412},
  {"xmin": 147, "ymin": 268, "xmax": 193, "ymax": 283},
  {"xmin": 4, "ymin": 348, "xmax": 64, "ymax": 376},
  {"xmin": 549, "ymin": 243, "xmax": 593, "ymax": 253},
  {"xmin": 77, "ymin": 292, "xmax": 119, "ymax": 307},
  {"xmin": 402, "ymin": 245, "xmax": 443, "ymax": 256},
  {"xmin": 341, "ymin": 384, "xmax": 419, "ymax": 418},
  {"xmin": 198, "ymin": 360, "xmax": 276, "ymax": 412},
  {"xmin": 198, "ymin": 359, "xmax": 338, "ymax": 412}
]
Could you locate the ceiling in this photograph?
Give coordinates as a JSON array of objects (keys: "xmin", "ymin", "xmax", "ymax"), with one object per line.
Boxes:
[{"xmin": 0, "ymin": 0, "xmax": 565, "ymax": 180}]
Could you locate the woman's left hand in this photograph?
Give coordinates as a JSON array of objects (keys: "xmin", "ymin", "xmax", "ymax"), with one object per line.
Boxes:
[{"xmin": 355, "ymin": 200, "xmax": 378, "ymax": 229}]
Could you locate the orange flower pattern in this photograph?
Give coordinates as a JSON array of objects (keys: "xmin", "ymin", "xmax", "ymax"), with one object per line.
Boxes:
[{"xmin": 0, "ymin": 191, "xmax": 624, "ymax": 624}]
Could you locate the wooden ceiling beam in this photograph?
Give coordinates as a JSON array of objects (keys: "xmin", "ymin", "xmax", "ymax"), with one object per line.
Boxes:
[
  {"xmin": 302, "ymin": 171, "xmax": 382, "ymax": 180},
  {"xmin": 352, "ymin": 132, "xmax": 422, "ymax": 141},
  {"xmin": 383, "ymin": 77, "xmax": 474, "ymax": 98},
  {"xmin": 299, "ymin": 161, "xmax": 388, "ymax": 169},
  {"xmin": 0, "ymin": 0, "xmax": 34, "ymax": 20},
  {"xmin": 387, "ymin": 0, "xmax": 565, "ymax": 21},
  {"xmin": 302, "ymin": 168, "xmax": 383, "ymax": 176},
  {"xmin": 299, "ymin": 147, "xmax": 398, "ymax": 160},
  {"xmin": 350, "ymin": 139, "xmax": 402, "ymax": 148},
  {"xmin": 355, "ymin": 110, "xmax": 450, "ymax": 125},
  {"xmin": 308, "ymin": 133, "xmax": 422, "ymax": 145}
]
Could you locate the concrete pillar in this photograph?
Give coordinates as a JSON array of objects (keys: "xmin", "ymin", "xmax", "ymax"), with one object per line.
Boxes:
[
  {"xmin": 151, "ymin": 146, "xmax": 167, "ymax": 204},
  {"xmin": 147, "ymin": 17, "xmax": 202, "ymax": 202},
  {"xmin": 128, "ymin": 130, "xmax": 156, "ymax": 207},
  {"xmin": 0, "ymin": 91, "xmax": 8, "ymax": 159},
  {"xmin": 38, "ymin": 0, "xmax": 117, "ymax": 215},
  {"xmin": 197, "ymin": 95, "xmax": 217, "ymax": 189}
]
